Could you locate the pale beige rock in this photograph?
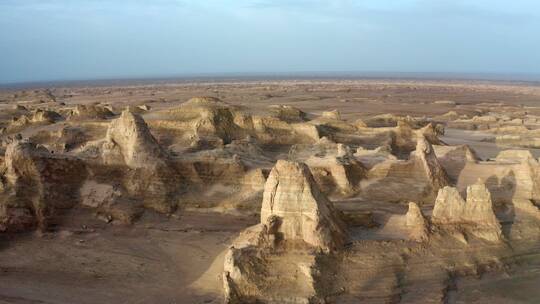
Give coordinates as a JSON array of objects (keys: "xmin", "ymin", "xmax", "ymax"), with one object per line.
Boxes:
[
  {"xmin": 433, "ymin": 183, "xmax": 498, "ymax": 226},
  {"xmin": 406, "ymin": 202, "xmax": 429, "ymax": 242},
  {"xmin": 513, "ymin": 199, "xmax": 540, "ymax": 220},
  {"xmin": 8, "ymin": 109, "xmax": 62, "ymax": 132},
  {"xmin": 321, "ymin": 109, "xmax": 341, "ymax": 120},
  {"xmin": 361, "ymin": 136, "xmax": 449, "ymax": 204},
  {"xmin": 432, "ymin": 181, "xmax": 502, "ymax": 241},
  {"xmin": 294, "ymin": 141, "xmax": 366, "ymax": 196},
  {"xmin": 495, "ymin": 149, "xmax": 537, "ymax": 162},
  {"xmin": 433, "ymin": 144, "xmax": 479, "ymax": 182},
  {"xmin": 104, "ymin": 109, "xmax": 167, "ymax": 168},
  {"xmin": 493, "ymin": 150, "xmax": 540, "ymax": 202},
  {"xmin": 391, "ymin": 121, "xmax": 443, "ymax": 154},
  {"xmin": 69, "ymin": 104, "xmax": 114, "ymax": 120},
  {"xmin": 269, "ymin": 105, "xmax": 306, "ymax": 122},
  {"xmin": 102, "ymin": 109, "xmax": 180, "ymax": 213},
  {"xmin": 354, "ymin": 118, "xmax": 368, "ymax": 128},
  {"xmin": 434, "ymin": 110, "xmax": 460, "ymax": 121},
  {"xmin": 260, "ymin": 160, "xmax": 348, "ymax": 250},
  {"xmin": 411, "ymin": 136, "xmax": 450, "ymax": 191},
  {"xmin": 433, "ymin": 100, "xmax": 456, "ymax": 105},
  {"xmin": 354, "ymin": 145, "xmax": 396, "ymax": 169},
  {"xmin": 465, "ymin": 182, "xmax": 501, "ymax": 228},
  {"xmin": 290, "ymin": 123, "xmax": 321, "ymax": 142}
]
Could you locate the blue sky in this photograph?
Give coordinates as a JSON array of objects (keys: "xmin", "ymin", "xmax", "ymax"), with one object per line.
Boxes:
[{"xmin": 1, "ymin": 0, "xmax": 539, "ymax": 83}]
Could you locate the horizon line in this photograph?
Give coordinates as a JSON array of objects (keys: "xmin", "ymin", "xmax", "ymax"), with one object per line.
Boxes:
[{"xmin": 2, "ymin": 70, "xmax": 540, "ymax": 89}]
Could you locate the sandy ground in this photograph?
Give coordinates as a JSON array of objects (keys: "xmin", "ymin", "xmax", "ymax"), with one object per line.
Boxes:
[{"xmin": 0, "ymin": 209, "xmax": 258, "ymax": 304}]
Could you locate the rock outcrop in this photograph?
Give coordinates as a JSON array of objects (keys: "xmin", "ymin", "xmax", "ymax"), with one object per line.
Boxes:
[
  {"xmin": 290, "ymin": 139, "xmax": 366, "ymax": 196},
  {"xmin": 1, "ymin": 140, "xmax": 86, "ymax": 231},
  {"xmin": 269, "ymin": 105, "xmax": 307, "ymax": 122},
  {"xmin": 68, "ymin": 104, "xmax": 114, "ymax": 120},
  {"xmin": 410, "ymin": 136, "xmax": 450, "ymax": 192},
  {"xmin": 406, "ymin": 202, "xmax": 429, "ymax": 242},
  {"xmin": 362, "ymin": 136, "xmax": 449, "ymax": 204},
  {"xmin": 495, "ymin": 150, "xmax": 540, "ymax": 201},
  {"xmin": 101, "ymin": 109, "xmax": 180, "ymax": 213},
  {"xmin": 322, "ymin": 109, "xmax": 341, "ymax": 120},
  {"xmin": 222, "ymin": 160, "xmax": 348, "ymax": 303},
  {"xmin": 176, "ymin": 97, "xmax": 245, "ymax": 144},
  {"xmin": 260, "ymin": 160, "xmax": 348, "ymax": 250},
  {"xmin": 432, "ymin": 181, "xmax": 502, "ymax": 242},
  {"xmin": 104, "ymin": 109, "xmax": 168, "ymax": 167},
  {"xmin": 433, "ymin": 144, "xmax": 479, "ymax": 182},
  {"xmin": 7, "ymin": 109, "xmax": 63, "ymax": 132}
]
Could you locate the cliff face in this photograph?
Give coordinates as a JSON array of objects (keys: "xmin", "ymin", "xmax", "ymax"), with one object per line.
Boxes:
[{"xmin": 1, "ymin": 140, "xmax": 86, "ymax": 231}]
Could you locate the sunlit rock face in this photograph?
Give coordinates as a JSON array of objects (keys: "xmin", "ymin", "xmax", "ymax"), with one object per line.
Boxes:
[
  {"xmin": 406, "ymin": 202, "xmax": 429, "ymax": 242},
  {"xmin": 432, "ymin": 181, "xmax": 502, "ymax": 242},
  {"xmin": 260, "ymin": 160, "xmax": 348, "ymax": 251}
]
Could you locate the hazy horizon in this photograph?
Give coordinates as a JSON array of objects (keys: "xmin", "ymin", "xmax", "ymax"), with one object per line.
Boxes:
[{"xmin": 1, "ymin": 1, "xmax": 539, "ymax": 84}]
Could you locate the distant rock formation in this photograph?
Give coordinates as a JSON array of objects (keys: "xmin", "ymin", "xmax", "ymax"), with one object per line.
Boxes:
[
  {"xmin": 179, "ymin": 97, "xmax": 245, "ymax": 144},
  {"xmin": 392, "ymin": 121, "xmax": 444, "ymax": 155},
  {"xmin": 260, "ymin": 160, "xmax": 348, "ymax": 250},
  {"xmin": 7, "ymin": 109, "xmax": 63, "ymax": 132},
  {"xmin": 68, "ymin": 104, "xmax": 114, "ymax": 120},
  {"xmin": 269, "ymin": 105, "xmax": 306, "ymax": 122}
]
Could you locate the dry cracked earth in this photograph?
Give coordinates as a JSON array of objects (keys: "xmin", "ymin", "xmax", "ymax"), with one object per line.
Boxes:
[{"xmin": 0, "ymin": 79, "xmax": 539, "ymax": 303}]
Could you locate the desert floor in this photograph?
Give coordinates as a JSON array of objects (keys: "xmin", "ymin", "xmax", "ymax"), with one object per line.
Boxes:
[{"xmin": 1, "ymin": 78, "xmax": 540, "ymax": 303}]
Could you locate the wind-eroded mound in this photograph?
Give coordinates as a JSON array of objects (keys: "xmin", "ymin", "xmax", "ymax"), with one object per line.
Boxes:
[
  {"xmin": 260, "ymin": 160, "xmax": 348, "ymax": 250},
  {"xmin": 432, "ymin": 181, "xmax": 502, "ymax": 242},
  {"xmin": 104, "ymin": 109, "xmax": 168, "ymax": 167},
  {"xmin": 68, "ymin": 104, "xmax": 115, "ymax": 120},
  {"xmin": 290, "ymin": 138, "xmax": 366, "ymax": 196},
  {"xmin": 101, "ymin": 110, "xmax": 180, "ymax": 213},
  {"xmin": 223, "ymin": 160, "xmax": 347, "ymax": 303},
  {"xmin": 6, "ymin": 109, "xmax": 63, "ymax": 133},
  {"xmin": 361, "ymin": 136, "xmax": 450, "ymax": 204},
  {"xmin": 75, "ymin": 109, "xmax": 181, "ymax": 217}
]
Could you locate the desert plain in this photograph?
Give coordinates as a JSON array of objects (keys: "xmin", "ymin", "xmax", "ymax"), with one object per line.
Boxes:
[{"xmin": 0, "ymin": 78, "xmax": 539, "ymax": 303}]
